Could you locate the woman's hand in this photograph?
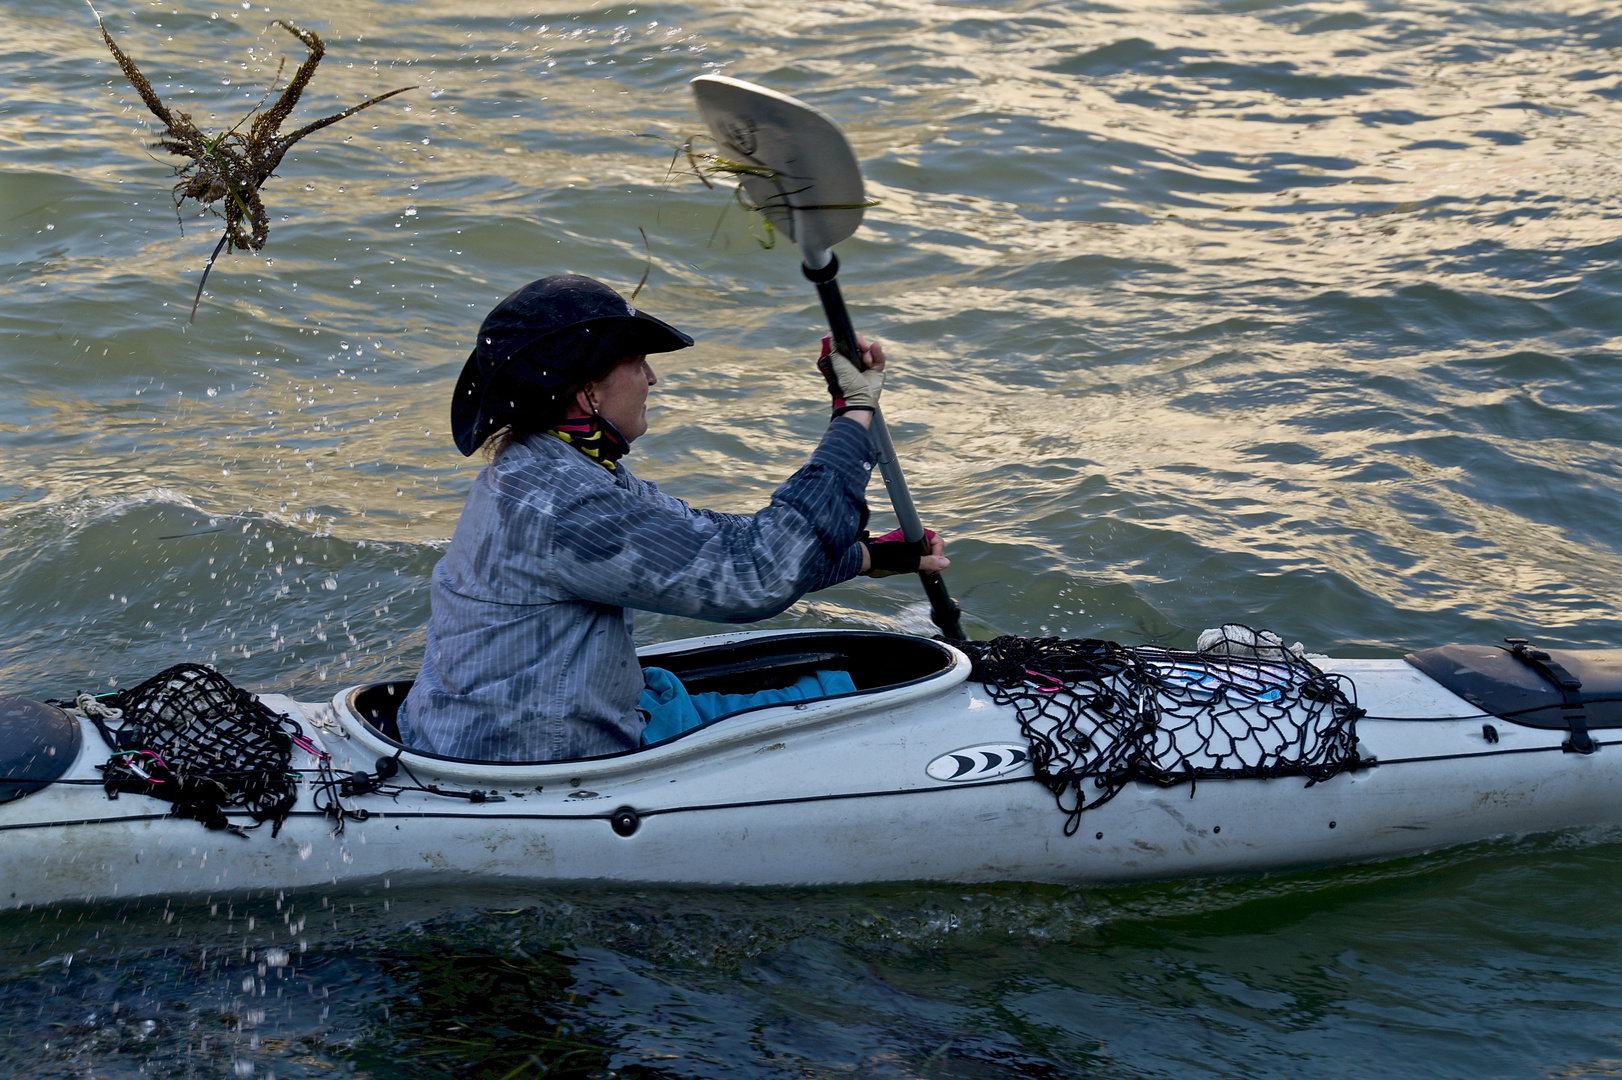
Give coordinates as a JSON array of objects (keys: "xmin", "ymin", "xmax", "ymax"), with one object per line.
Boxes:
[
  {"xmin": 816, "ymin": 335, "xmax": 885, "ymax": 424},
  {"xmin": 860, "ymin": 528, "xmax": 949, "ymax": 577}
]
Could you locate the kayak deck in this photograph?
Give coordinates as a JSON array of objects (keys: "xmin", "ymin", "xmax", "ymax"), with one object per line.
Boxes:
[{"xmin": 3, "ymin": 634, "xmax": 1620, "ymax": 907}]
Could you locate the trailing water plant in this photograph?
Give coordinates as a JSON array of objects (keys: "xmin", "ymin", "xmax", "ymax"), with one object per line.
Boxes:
[
  {"xmin": 643, "ymin": 134, "xmax": 878, "ymax": 251},
  {"xmin": 347, "ymin": 939, "xmax": 656, "ymax": 1080},
  {"xmin": 91, "ymin": 7, "xmax": 413, "ymax": 319}
]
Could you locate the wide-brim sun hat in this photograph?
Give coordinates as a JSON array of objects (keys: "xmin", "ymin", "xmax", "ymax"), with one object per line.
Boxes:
[{"xmin": 451, "ymin": 274, "xmax": 693, "ymax": 455}]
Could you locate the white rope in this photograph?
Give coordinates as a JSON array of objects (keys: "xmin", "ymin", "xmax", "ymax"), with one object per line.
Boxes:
[{"xmin": 73, "ymin": 692, "xmax": 124, "ymax": 721}]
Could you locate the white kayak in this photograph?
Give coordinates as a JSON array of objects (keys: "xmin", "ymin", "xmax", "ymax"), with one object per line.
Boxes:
[{"xmin": 3, "ymin": 628, "xmax": 1620, "ymax": 909}]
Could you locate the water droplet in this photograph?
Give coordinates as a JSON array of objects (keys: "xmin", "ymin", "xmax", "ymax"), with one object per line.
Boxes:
[
  {"xmin": 206, "ymin": 387, "xmax": 218, "ymax": 397},
  {"xmin": 404, "ymin": 206, "xmax": 417, "ymax": 217},
  {"xmin": 304, "ymin": 183, "xmax": 314, "ymax": 191},
  {"xmin": 44, "ymin": 223, "xmax": 54, "ymax": 231}
]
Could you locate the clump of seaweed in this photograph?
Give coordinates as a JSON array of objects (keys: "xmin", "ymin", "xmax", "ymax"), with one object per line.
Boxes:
[{"xmin": 91, "ymin": 5, "xmax": 413, "ymax": 319}]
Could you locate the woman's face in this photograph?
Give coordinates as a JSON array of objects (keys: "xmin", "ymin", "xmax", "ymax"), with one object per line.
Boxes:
[{"xmin": 582, "ymin": 355, "xmax": 657, "ymax": 442}]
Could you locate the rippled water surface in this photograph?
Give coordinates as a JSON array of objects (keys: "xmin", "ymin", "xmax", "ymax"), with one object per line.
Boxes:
[{"xmin": 6, "ymin": 0, "xmax": 1622, "ymax": 1074}]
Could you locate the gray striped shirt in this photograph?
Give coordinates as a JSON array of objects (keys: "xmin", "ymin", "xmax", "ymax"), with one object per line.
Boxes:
[{"xmin": 397, "ymin": 417, "xmax": 873, "ymax": 761}]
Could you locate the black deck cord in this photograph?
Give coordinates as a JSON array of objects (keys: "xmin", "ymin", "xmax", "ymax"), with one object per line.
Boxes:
[
  {"xmin": 84, "ymin": 710, "xmax": 123, "ymax": 754},
  {"xmin": 313, "ymin": 749, "xmax": 498, "ymax": 836},
  {"xmin": 393, "ymin": 754, "xmax": 494, "ymax": 803}
]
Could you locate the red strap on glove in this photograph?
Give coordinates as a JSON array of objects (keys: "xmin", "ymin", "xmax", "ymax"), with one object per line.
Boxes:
[{"xmin": 815, "ymin": 336, "xmax": 847, "ymax": 414}]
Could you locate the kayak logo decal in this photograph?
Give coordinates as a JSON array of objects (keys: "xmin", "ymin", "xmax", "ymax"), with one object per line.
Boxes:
[{"xmin": 926, "ymin": 744, "xmax": 1031, "ymax": 783}]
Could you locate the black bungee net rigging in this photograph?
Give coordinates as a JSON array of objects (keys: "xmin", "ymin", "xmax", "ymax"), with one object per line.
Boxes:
[
  {"xmin": 60, "ymin": 663, "xmax": 497, "ymax": 838},
  {"xmin": 955, "ymin": 625, "xmax": 1370, "ymax": 835},
  {"xmin": 59, "ymin": 663, "xmax": 307, "ymax": 836}
]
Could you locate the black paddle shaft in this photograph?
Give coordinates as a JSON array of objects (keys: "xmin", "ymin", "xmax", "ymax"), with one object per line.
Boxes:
[{"xmin": 803, "ymin": 257, "xmax": 964, "ymax": 639}]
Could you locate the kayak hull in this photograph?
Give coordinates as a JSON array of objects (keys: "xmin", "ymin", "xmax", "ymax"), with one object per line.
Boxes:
[{"xmin": 3, "ymin": 632, "xmax": 1619, "ymax": 907}]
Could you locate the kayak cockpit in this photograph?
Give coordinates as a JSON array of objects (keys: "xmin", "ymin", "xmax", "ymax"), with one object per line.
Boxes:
[
  {"xmin": 644, "ymin": 629, "xmax": 953, "ymax": 698},
  {"xmin": 348, "ymin": 680, "xmax": 411, "ymax": 742},
  {"xmin": 331, "ymin": 629, "xmax": 969, "ymax": 779},
  {"xmin": 350, "ymin": 630, "xmax": 956, "ymax": 743}
]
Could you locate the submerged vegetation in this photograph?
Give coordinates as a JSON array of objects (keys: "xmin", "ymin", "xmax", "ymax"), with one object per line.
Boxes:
[
  {"xmin": 93, "ymin": 10, "xmax": 412, "ymax": 319},
  {"xmin": 349, "ymin": 933, "xmax": 674, "ymax": 1080}
]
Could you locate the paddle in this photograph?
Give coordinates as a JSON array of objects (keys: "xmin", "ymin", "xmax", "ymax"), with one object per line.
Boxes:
[{"xmin": 690, "ymin": 74, "xmax": 965, "ymax": 640}]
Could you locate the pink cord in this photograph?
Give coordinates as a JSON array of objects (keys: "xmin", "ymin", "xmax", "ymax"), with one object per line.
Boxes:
[
  {"xmin": 288, "ymin": 732, "xmax": 328, "ymax": 760},
  {"xmin": 1024, "ymin": 668, "xmax": 1064, "ymax": 693}
]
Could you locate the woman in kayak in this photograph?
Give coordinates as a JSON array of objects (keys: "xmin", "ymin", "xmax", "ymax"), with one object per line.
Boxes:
[{"xmin": 397, "ymin": 274, "xmax": 947, "ymax": 762}]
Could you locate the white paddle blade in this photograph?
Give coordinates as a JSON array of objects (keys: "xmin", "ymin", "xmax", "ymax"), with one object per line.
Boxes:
[{"xmin": 690, "ymin": 75, "xmax": 866, "ymax": 262}]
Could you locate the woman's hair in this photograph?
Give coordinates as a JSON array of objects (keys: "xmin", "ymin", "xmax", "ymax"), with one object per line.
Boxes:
[{"xmin": 478, "ymin": 325, "xmax": 628, "ymax": 459}]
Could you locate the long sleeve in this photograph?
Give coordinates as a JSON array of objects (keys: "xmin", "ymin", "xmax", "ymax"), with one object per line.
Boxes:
[{"xmin": 542, "ymin": 418, "xmax": 871, "ymax": 620}]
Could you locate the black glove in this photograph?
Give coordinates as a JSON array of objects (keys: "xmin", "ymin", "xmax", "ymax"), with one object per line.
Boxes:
[{"xmin": 862, "ymin": 527, "xmax": 938, "ymax": 577}]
